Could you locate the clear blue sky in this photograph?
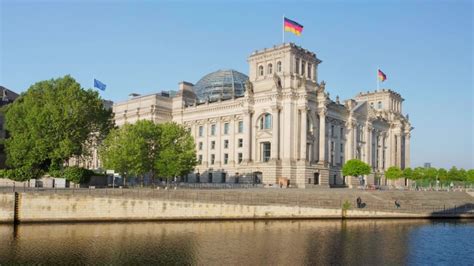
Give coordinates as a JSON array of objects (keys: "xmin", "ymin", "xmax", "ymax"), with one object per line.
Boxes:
[{"xmin": 1, "ymin": 0, "xmax": 472, "ymax": 169}]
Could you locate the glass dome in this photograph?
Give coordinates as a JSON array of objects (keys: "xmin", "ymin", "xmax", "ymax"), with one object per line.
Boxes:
[{"xmin": 193, "ymin": 69, "xmax": 248, "ymax": 103}]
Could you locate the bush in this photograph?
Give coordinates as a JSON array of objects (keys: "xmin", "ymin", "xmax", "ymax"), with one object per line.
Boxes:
[
  {"xmin": 62, "ymin": 166, "xmax": 94, "ymax": 184},
  {"xmin": 0, "ymin": 167, "xmax": 43, "ymax": 182}
]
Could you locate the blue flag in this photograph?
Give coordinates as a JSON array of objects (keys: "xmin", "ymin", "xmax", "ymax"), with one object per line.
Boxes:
[{"xmin": 94, "ymin": 79, "xmax": 106, "ymax": 91}]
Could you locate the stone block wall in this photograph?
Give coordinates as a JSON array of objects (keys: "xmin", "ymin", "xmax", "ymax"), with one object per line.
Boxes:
[{"xmin": 0, "ymin": 193, "xmax": 15, "ymax": 223}]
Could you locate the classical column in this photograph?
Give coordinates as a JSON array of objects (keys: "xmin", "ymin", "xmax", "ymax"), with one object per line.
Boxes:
[
  {"xmin": 312, "ymin": 114, "xmax": 318, "ymax": 163},
  {"xmin": 397, "ymin": 133, "xmax": 402, "ymax": 168},
  {"xmin": 242, "ymin": 111, "xmax": 251, "ymax": 163},
  {"xmin": 230, "ymin": 117, "xmax": 236, "ymax": 165},
  {"xmin": 346, "ymin": 120, "xmax": 355, "ymax": 160},
  {"xmin": 203, "ymin": 122, "xmax": 208, "ymax": 167},
  {"xmin": 405, "ymin": 132, "xmax": 411, "ymax": 168},
  {"xmin": 216, "ymin": 118, "xmax": 221, "ymax": 165},
  {"xmin": 300, "ymin": 108, "xmax": 307, "ymax": 161},
  {"xmin": 365, "ymin": 122, "xmax": 372, "ymax": 166},
  {"xmin": 271, "ymin": 106, "xmax": 280, "ymax": 160},
  {"xmin": 318, "ymin": 108, "xmax": 327, "ymax": 164}
]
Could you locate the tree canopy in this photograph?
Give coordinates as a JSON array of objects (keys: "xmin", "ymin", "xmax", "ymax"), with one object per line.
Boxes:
[
  {"xmin": 342, "ymin": 159, "xmax": 371, "ymax": 177},
  {"xmin": 155, "ymin": 122, "xmax": 197, "ymax": 180},
  {"xmin": 99, "ymin": 120, "xmax": 160, "ymax": 180},
  {"xmin": 385, "ymin": 166, "xmax": 403, "ymax": 180},
  {"xmin": 99, "ymin": 121, "xmax": 197, "ymax": 183},
  {"xmin": 4, "ymin": 75, "xmax": 112, "ymax": 180}
]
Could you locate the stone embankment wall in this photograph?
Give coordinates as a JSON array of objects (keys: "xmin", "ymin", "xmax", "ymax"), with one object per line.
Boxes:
[
  {"xmin": 0, "ymin": 192, "xmax": 472, "ymax": 223},
  {"xmin": 0, "ymin": 193, "xmax": 15, "ymax": 223}
]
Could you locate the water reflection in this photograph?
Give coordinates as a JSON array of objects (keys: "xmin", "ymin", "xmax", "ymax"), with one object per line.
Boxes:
[{"xmin": 0, "ymin": 220, "xmax": 472, "ymax": 265}]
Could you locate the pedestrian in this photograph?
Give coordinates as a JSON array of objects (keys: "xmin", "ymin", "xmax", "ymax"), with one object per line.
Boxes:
[
  {"xmin": 395, "ymin": 200, "xmax": 401, "ymax": 209},
  {"xmin": 356, "ymin": 197, "xmax": 362, "ymax": 208}
]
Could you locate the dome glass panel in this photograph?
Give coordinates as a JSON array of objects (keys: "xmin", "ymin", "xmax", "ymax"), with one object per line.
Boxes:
[{"xmin": 193, "ymin": 69, "xmax": 248, "ymax": 103}]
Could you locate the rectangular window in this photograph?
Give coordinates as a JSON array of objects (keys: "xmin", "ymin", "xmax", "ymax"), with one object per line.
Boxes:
[
  {"xmin": 224, "ymin": 140, "xmax": 229, "ymax": 149},
  {"xmin": 224, "ymin": 153, "xmax": 228, "ymax": 164},
  {"xmin": 238, "ymin": 138, "xmax": 243, "ymax": 148},
  {"xmin": 199, "ymin": 142, "xmax": 203, "ymax": 150},
  {"xmin": 307, "ymin": 63, "xmax": 312, "ymax": 79},
  {"xmin": 340, "ymin": 156, "xmax": 344, "ymax": 165},
  {"xmin": 331, "ymin": 125, "xmax": 335, "ymax": 137},
  {"xmin": 340, "ymin": 143, "xmax": 344, "ymax": 153},
  {"xmin": 262, "ymin": 142, "xmax": 271, "ymax": 162},
  {"xmin": 238, "ymin": 121, "xmax": 243, "ymax": 133},
  {"xmin": 224, "ymin": 123, "xmax": 229, "ymax": 134},
  {"xmin": 302, "ymin": 61, "xmax": 306, "ymax": 75},
  {"xmin": 238, "ymin": 153, "xmax": 243, "ymax": 163},
  {"xmin": 198, "ymin": 155, "xmax": 202, "ymax": 164},
  {"xmin": 211, "ymin": 141, "xmax": 215, "ymax": 150},
  {"xmin": 211, "ymin": 124, "xmax": 216, "ymax": 136},
  {"xmin": 340, "ymin": 127, "xmax": 344, "ymax": 138},
  {"xmin": 199, "ymin": 126, "xmax": 203, "ymax": 137},
  {"xmin": 210, "ymin": 154, "xmax": 215, "ymax": 165}
]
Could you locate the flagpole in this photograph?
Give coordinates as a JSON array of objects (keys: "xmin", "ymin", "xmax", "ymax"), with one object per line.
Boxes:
[
  {"xmin": 376, "ymin": 67, "xmax": 379, "ymax": 90},
  {"xmin": 282, "ymin": 15, "xmax": 285, "ymax": 44}
]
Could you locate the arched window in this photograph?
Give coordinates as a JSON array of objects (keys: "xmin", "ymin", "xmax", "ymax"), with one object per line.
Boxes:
[
  {"xmin": 259, "ymin": 113, "xmax": 272, "ymax": 129},
  {"xmin": 267, "ymin": 63, "xmax": 273, "ymax": 74},
  {"xmin": 277, "ymin": 61, "xmax": 282, "ymax": 72},
  {"xmin": 259, "ymin": 65, "xmax": 264, "ymax": 76},
  {"xmin": 377, "ymin": 101, "xmax": 382, "ymax": 109}
]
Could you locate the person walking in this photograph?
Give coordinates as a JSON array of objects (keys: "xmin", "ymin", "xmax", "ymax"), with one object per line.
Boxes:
[{"xmin": 395, "ymin": 199, "xmax": 401, "ymax": 209}]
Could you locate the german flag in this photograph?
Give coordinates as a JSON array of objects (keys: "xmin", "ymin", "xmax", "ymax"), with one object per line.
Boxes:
[
  {"xmin": 378, "ymin": 69, "xmax": 387, "ymax": 82},
  {"xmin": 284, "ymin": 17, "xmax": 303, "ymax": 36}
]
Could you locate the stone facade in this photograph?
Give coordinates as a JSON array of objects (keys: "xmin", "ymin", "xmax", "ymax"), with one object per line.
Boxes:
[{"xmin": 112, "ymin": 43, "xmax": 412, "ymax": 188}]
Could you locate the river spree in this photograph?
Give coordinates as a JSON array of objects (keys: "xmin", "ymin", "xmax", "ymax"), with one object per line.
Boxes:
[{"xmin": 1, "ymin": 220, "xmax": 473, "ymax": 265}]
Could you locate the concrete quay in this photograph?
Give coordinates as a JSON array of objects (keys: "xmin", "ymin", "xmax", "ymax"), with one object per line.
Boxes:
[{"xmin": 0, "ymin": 188, "xmax": 473, "ymax": 223}]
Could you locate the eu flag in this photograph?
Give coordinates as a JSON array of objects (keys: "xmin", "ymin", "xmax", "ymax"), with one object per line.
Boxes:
[{"xmin": 94, "ymin": 79, "xmax": 106, "ymax": 91}]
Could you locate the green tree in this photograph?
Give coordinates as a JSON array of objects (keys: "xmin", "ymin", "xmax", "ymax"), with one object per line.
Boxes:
[
  {"xmin": 467, "ymin": 169, "xmax": 474, "ymax": 183},
  {"xmin": 424, "ymin": 167, "xmax": 438, "ymax": 182},
  {"xmin": 385, "ymin": 166, "xmax": 403, "ymax": 180},
  {"xmin": 437, "ymin": 168, "xmax": 448, "ymax": 182},
  {"xmin": 458, "ymin": 169, "xmax": 467, "ymax": 182},
  {"xmin": 403, "ymin": 167, "xmax": 413, "ymax": 180},
  {"xmin": 4, "ymin": 75, "xmax": 112, "ymax": 181},
  {"xmin": 412, "ymin": 167, "xmax": 425, "ymax": 181},
  {"xmin": 99, "ymin": 120, "xmax": 161, "ymax": 185},
  {"xmin": 155, "ymin": 122, "xmax": 197, "ymax": 181},
  {"xmin": 342, "ymin": 159, "xmax": 371, "ymax": 177},
  {"xmin": 448, "ymin": 166, "xmax": 459, "ymax": 181}
]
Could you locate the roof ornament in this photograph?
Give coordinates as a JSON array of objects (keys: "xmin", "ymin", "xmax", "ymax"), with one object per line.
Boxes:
[
  {"xmin": 245, "ymin": 80, "xmax": 254, "ymax": 96},
  {"xmin": 317, "ymin": 80, "xmax": 326, "ymax": 93},
  {"xmin": 273, "ymin": 73, "xmax": 282, "ymax": 90}
]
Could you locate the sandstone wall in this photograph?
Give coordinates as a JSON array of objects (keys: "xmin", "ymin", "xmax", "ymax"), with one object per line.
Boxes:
[{"xmin": 0, "ymin": 193, "xmax": 15, "ymax": 223}]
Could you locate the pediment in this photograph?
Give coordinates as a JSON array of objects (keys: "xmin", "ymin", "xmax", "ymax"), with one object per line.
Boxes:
[{"xmin": 256, "ymin": 130, "xmax": 273, "ymax": 139}]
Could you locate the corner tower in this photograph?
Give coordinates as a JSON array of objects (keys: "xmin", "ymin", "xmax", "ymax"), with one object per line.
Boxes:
[{"xmin": 247, "ymin": 43, "xmax": 322, "ymax": 92}]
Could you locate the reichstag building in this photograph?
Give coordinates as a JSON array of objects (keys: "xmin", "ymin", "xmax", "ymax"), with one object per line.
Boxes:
[{"xmin": 112, "ymin": 43, "xmax": 412, "ymax": 188}]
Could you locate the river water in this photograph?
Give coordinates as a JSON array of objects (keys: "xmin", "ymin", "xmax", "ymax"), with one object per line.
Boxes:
[{"xmin": 0, "ymin": 220, "xmax": 473, "ymax": 265}]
